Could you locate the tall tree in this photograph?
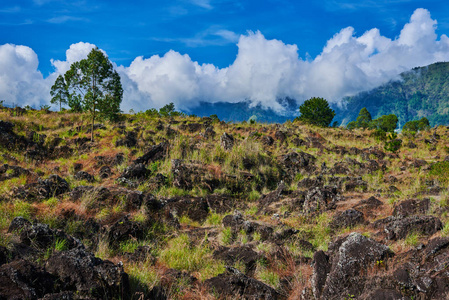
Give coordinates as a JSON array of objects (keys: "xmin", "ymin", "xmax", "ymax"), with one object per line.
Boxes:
[
  {"xmin": 356, "ymin": 107, "xmax": 372, "ymax": 129},
  {"xmin": 50, "ymin": 75, "xmax": 69, "ymax": 111},
  {"xmin": 62, "ymin": 48, "xmax": 123, "ymax": 141},
  {"xmin": 347, "ymin": 107, "xmax": 372, "ymax": 130},
  {"xmin": 296, "ymin": 97, "xmax": 336, "ymax": 127}
]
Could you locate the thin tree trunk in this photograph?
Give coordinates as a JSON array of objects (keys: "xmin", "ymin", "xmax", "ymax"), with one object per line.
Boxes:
[
  {"xmin": 91, "ymin": 104, "xmax": 95, "ymax": 142},
  {"xmin": 91, "ymin": 75, "xmax": 96, "ymax": 142}
]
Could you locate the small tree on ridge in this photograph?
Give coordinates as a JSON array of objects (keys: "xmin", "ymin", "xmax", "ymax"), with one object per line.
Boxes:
[{"xmin": 296, "ymin": 97, "xmax": 336, "ymax": 127}]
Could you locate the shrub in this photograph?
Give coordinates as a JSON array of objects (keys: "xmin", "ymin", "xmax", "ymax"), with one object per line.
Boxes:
[{"xmin": 384, "ymin": 132, "xmax": 402, "ymax": 153}]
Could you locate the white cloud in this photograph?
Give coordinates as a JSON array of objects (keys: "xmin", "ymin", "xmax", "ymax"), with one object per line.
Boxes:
[
  {"xmin": 3, "ymin": 8, "xmax": 449, "ymax": 113},
  {"xmin": 50, "ymin": 42, "xmax": 97, "ymax": 75},
  {"xmin": 0, "ymin": 44, "xmax": 48, "ymax": 108},
  {"xmin": 47, "ymin": 15, "xmax": 87, "ymax": 24},
  {"xmin": 118, "ymin": 8, "xmax": 449, "ymax": 112},
  {"xmin": 189, "ymin": 0, "xmax": 213, "ymax": 10}
]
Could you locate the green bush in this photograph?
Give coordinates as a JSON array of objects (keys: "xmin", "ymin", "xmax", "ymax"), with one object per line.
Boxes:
[{"xmin": 384, "ymin": 132, "xmax": 402, "ymax": 153}]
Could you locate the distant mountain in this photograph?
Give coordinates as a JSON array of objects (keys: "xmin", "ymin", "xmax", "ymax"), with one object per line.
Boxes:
[
  {"xmin": 186, "ymin": 97, "xmax": 298, "ymax": 123},
  {"xmin": 335, "ymin": 62, "xmax": 449, "ymax": 127}
]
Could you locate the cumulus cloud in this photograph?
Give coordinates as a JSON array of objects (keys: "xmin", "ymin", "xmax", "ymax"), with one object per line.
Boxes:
[
  {"xmin": 0, "ymin": 44, "xmax": 49, "ymax": 107},
  {"xmin": 2, "ymin": 8, "xmax": 449, "ymax": 113},
  {"xmin": 117, "ymin": 8, "xmax": 449, "ymax": 112},
  {"xmin": 50, "ymin": 42, "xmax": 97, "ymax": 75}
]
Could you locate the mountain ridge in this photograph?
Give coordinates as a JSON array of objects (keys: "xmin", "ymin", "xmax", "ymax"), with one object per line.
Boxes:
[{"xmin": 335, "ymin": 61, "xmax": 449, "ymax": 127}]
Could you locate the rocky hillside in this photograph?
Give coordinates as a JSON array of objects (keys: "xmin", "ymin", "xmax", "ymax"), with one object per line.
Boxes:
[
  {"xmin": 336, "ymin": 61, "xmax": 449, "ymax": 127},
  {"xmin": 0, "ymin": 106, "xmax": 449, "ymax": 299}
]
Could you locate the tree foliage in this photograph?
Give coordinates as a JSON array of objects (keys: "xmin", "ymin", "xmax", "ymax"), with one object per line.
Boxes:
[
  {"xmin": 402, "ymin": 117, "xmax": 430, "ymax": 132},
  {"xmin": 50, "ymin": 75, "xmax": 69, "ymax": 111},
  {"xmin": 159, "ymin": 102, "xmax": 176, "ymax": 117},
  {"xmin": 296, "ymin": 97, "xmax": 336, "ymax": 127},
  {"xmin": 56, "ymin": 48, "xmax": 123, "ymax": 140},
  {"xmin": 347, "ymin": 107, "xmax": 398, "ymax": 133},
  {"xmin": 347, "ymin": 107, "xmax": 372, "ymax": 129},
  {"xmin": 371, "ymin": 114, "xmax": 398, "ymax": 133}
]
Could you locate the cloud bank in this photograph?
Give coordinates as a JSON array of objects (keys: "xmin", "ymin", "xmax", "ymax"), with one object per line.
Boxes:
[{"xmin": 1, "ymin": 8, "xmax": 449, "ymax": 113}]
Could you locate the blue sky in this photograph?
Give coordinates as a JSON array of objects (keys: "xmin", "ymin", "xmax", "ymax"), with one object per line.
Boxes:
[{"xmin": 1, "ymin": 1, "xmax": 449, "ymax": 112}]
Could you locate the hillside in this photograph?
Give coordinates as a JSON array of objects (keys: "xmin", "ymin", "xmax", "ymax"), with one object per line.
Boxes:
[
  {"xmin": 0, "ymin": 106, "xmax": 449, "ymax": 299},
  {"xmin": 336, "ymin": 61, "xmax": 449, "ymax": 127}
]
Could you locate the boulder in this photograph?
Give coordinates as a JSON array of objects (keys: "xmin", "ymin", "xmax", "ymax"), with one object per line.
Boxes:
[
  {"xmin": 122, "ymin": 245, "xmax": 155, "ymax": 264},
  {"xmin": 344, "ymin": 177, "xmax": 368, "ymax": 192},
  {"xmin": 205, "ymin": 267, "xmax": 282, "ymax": 300},
  {"xmin": 115, "ymin": 130, "xmax": 138, "ymax": 148},
  {"xmin": 45, "ymin": 247, "xmax": 130, "ymax": 299},
  {"xmin": 201, "ymin": 126, "xmax": 216, "ymax": 139},
  {"xmin": 373, "ymin": 215, "xmax": 443, "ymax": 240},
  {"xmin": 13, "ymin": 174, "xmax": 70, "ymax": 200},
  {"xmin": 205, "ymin": 194, "xmax": 238, "ymax": 214},
  {"xmin": 297, "ymin": 176, "xmax": 323, "ymax": 189},
  {"xmin": 262, "ymin": 135, "xmax": 274, "ymax": 146},
  {"xmin": 354, "ymin": 196, "xmax": 383, "ymax": 210},
  {"xmin": 0, "ymin": 246, "xmax": 10, "ymax": 266},
  {"xmin": 0, "ymin": 164, "xmax": 30, "ymax": 181},
  {"xmin": 392, "ymin": 198, "xmax": 430, "ymax": 218},
  {"xmin": 274, "ymin": 130, "xmax": 287, "ymax": 143},
  {"xmin": 107, "ymin": 216, "xmax": 145, "ymax": 248},
  {"xmin": 222, "ymin": 212, "xmax": 273, "ymax": 241},
  {"xmin": 213, "ymin": 246, "xmax": 261, "ymax": 275},
  {"xmin": 8, "ymin": 217, "xmax": 81, "ymax": 251},
  {"xmin": 220, "ymin": 133, "xmax": 234, "ymax": 151},
  {"xmin": 303, "ymin": 186, "xmax": 342, "ymax": 214},
  {"xmin": 329, "ymin": 209, "xmax": 365, "ymax": 230},
  {"xmin": 166, "ymin": 196, "xmax": 209, "ymax": 223},
  {"xmin": 120, "ymin": 163, "xmax": 149, "ymax": 180},
  {"xmin": 74, "ymin": 171, "xmax": 95, "ymax": 183},
  {"xmin": 179, "ymin": 123, "xmax": 202, "ymax": 133},
  {"xmin": 353, "ymin": 196, "xmax": 383, "ymax": 217},
  {"xmin": 0, "ymin": 259, "xmax": 56, "ymax": 299},
  {"xmin": 311, "ymin": 251, "xmax": 330, "ymax": 299},
  {"xmin": 133, "ymin": 142, "xmax": 167, "ymax": 165},
  {"xmin": 280, "ymin": 151, "xmax": 315, "ymax": 170},
  {"xmin": 313, "ymin": 233, "xmax": 394, "ymax": 299},
  {"xmin": 99, "ymin": 165, "xmax": 112, "ymax": 179},
  {"xmin": 361, "ymin": 289, "xmax": 410, "ymax": 300},
  {"xmin": 171, "ymin": 159, "xmax": 220, "ymax": 191}
]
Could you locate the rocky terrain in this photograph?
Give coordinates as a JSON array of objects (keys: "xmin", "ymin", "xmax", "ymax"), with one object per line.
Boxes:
[{"xmin": 0, "ymin": 106, "xmax": 448, "ymax": 299}]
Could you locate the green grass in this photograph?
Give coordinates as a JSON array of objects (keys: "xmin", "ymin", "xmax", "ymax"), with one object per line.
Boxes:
[
  {"xmin": 404, "ymin": 232, "xmax": 421, "ymax": 247},
  {"xmin": 13, "ymin": 200, "xmax": 34, "ymax": 220},
  {"xmin": 248, "ymin": 190, "xmax": 261, "ymax": 201},
  {"xmin": 127, "ymin": 258, "xmax": 161, "ymax": 295},
  {"xmin": 221, "ymin": 227, "xmax": 233, "ymax": 245},
  {"xmin": 44, "ymin": 197, "xmax": 59, "ymax": 208},
  {"xmin": 205, "ymin": 212, "xmax": 224, "ymax": 226},
  {"xmin": 256, "ymin": 265, "xmax": 280, "ymax": 289},
  {"xmin": 179, "ymin": 215, "xmax": 201, "ymax": 227},
  {"xmin": 441, "ymin": 223, "xmax": 449, "ymax": 237},
  {"xmin": 159, "ymin": 234, "xmax": 225, "ymax": 280},
  {"xmin": 429, "ymin": 161, "xmax": 449, "ymax": 186}
]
